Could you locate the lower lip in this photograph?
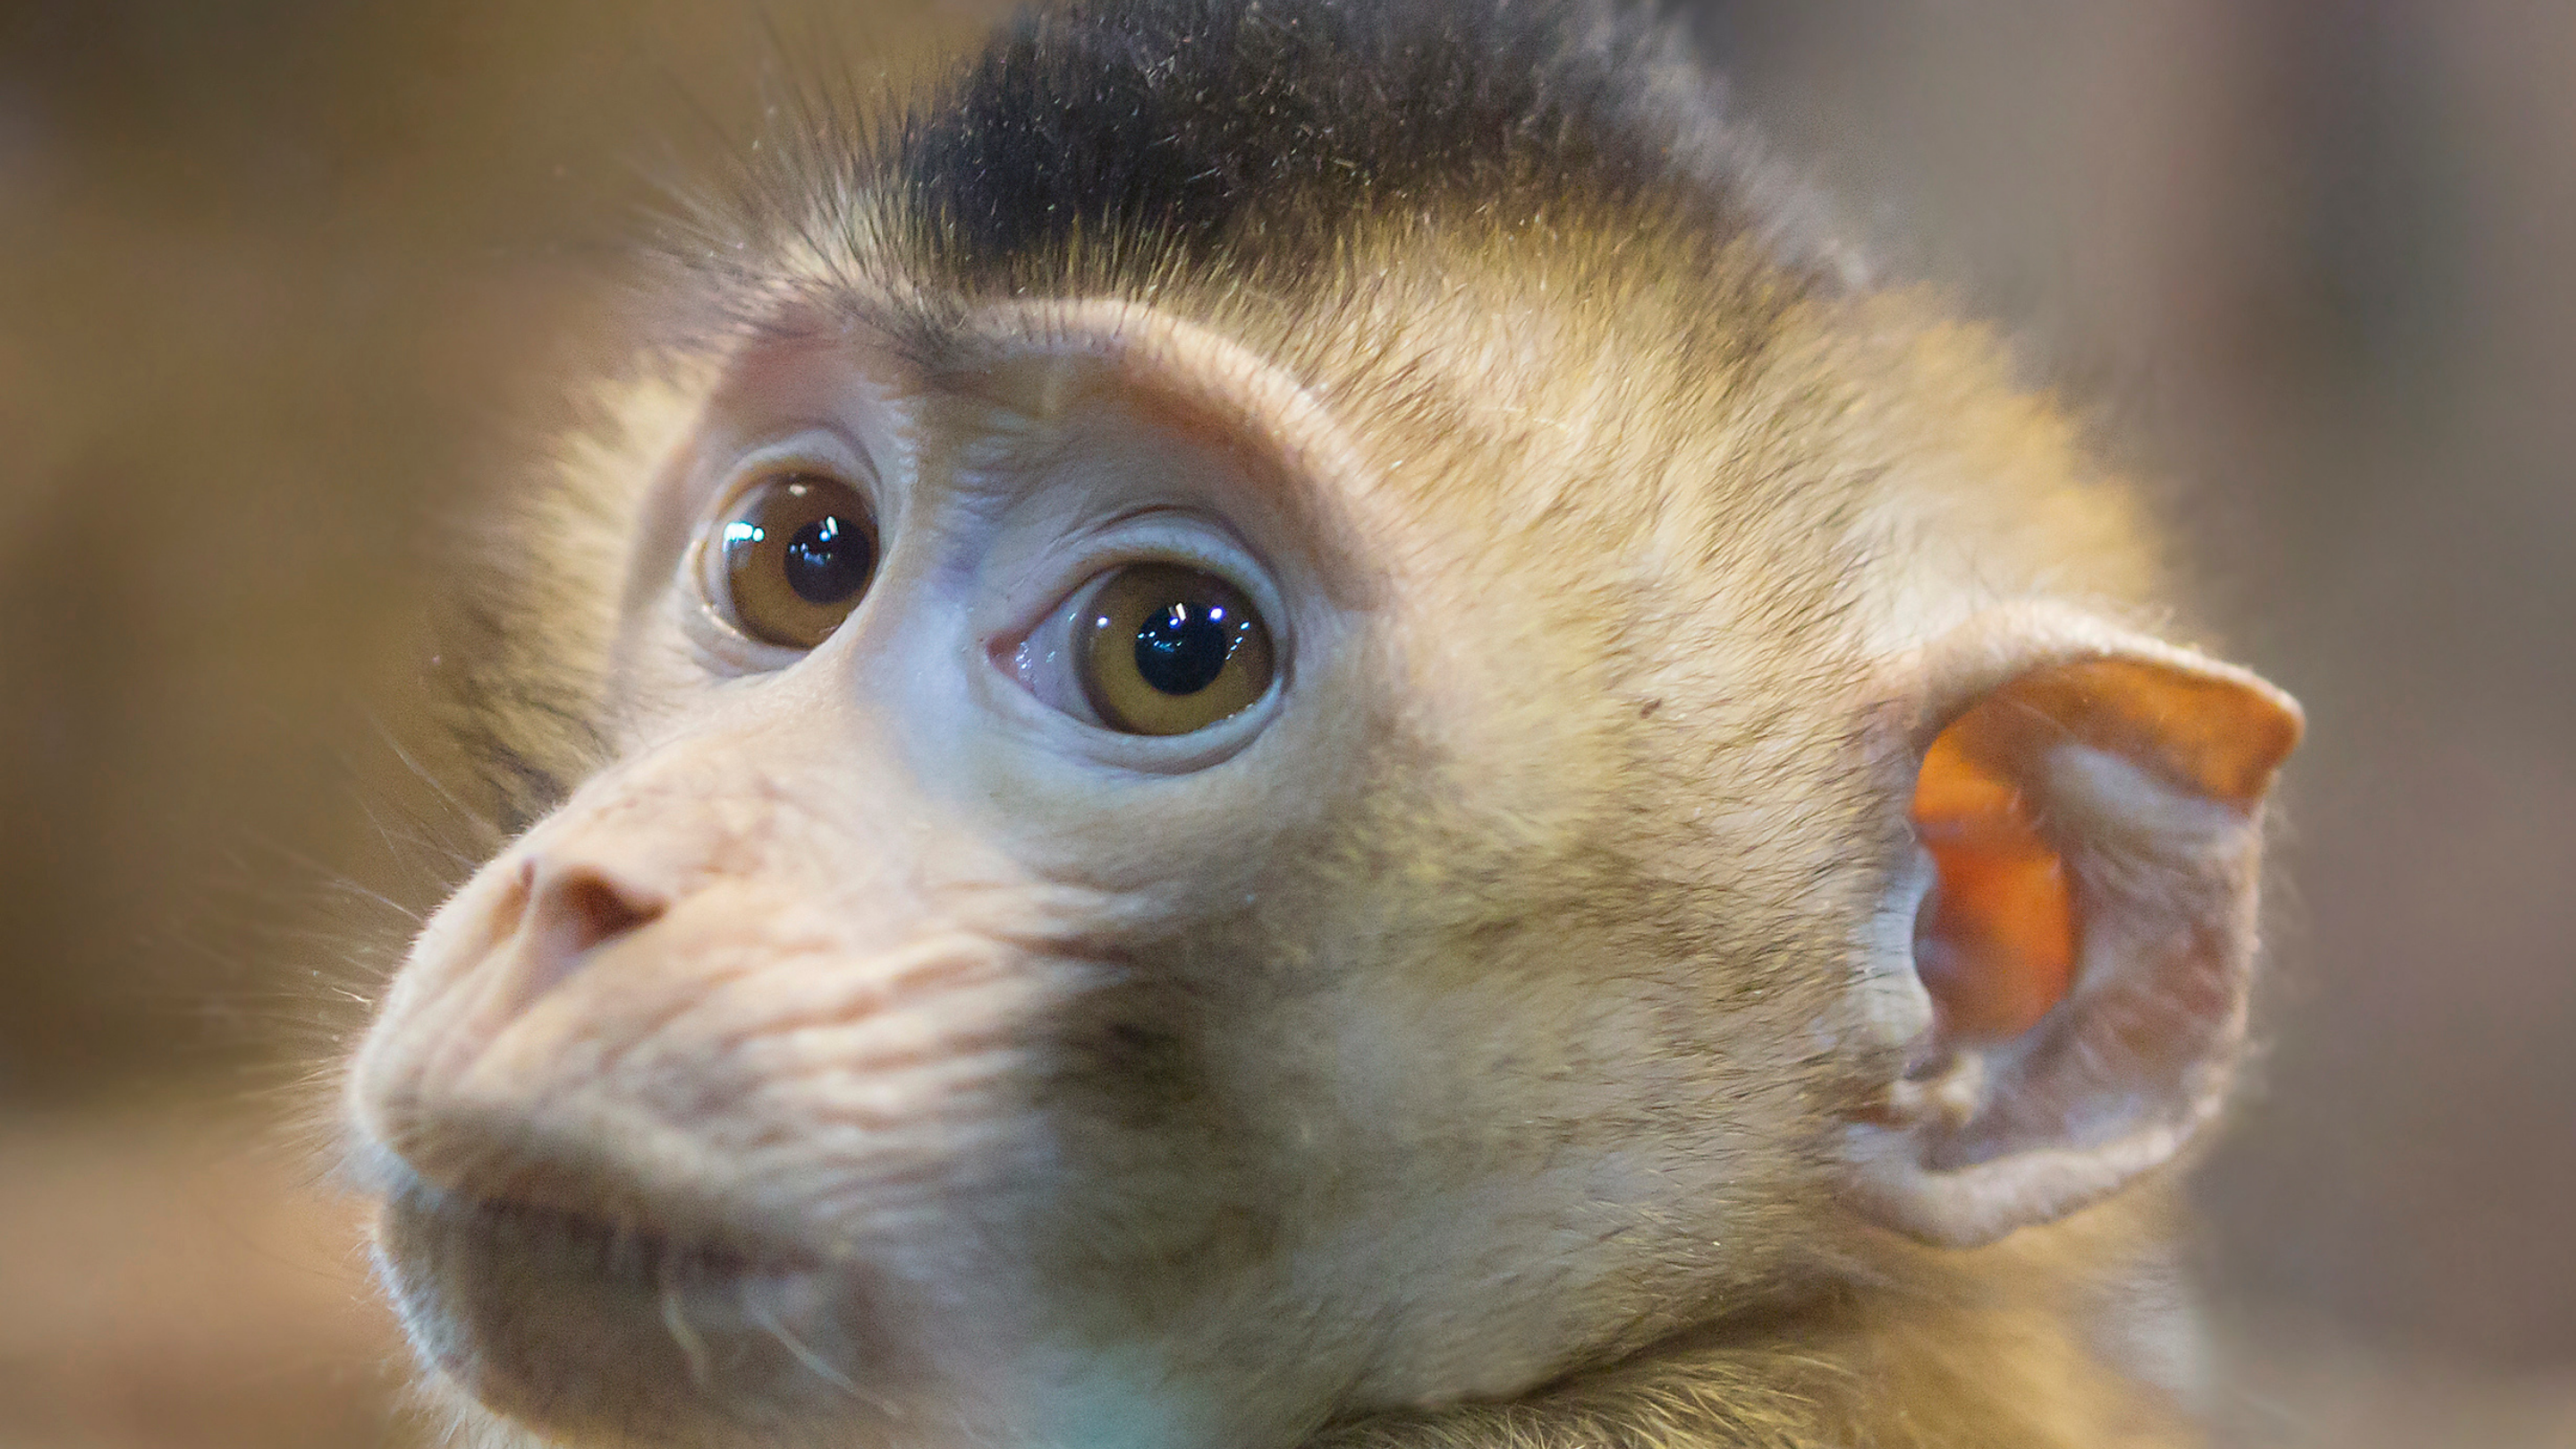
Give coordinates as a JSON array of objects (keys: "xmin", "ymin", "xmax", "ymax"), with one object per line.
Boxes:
[{"xmin": 376, "ymin": 1184, "xmax": 906, "ymax": 1443}]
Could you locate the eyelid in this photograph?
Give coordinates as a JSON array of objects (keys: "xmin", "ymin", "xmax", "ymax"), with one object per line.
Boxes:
[
  {"xmin": 697, "ymin": 431, "xmax": 883, "ymax": 528},
  {"xmin": 984, "ymin": 509, "xmax": 1289, "ymax": 660}
]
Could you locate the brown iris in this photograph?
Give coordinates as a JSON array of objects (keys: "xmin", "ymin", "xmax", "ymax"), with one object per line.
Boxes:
[
  {"xmin": 715, "ymin": 476, "xmax": 877, "ymax": 649},
  {"xmin": 1075, "ymin": 564, "xmax": 1275, "ymax": 735}
]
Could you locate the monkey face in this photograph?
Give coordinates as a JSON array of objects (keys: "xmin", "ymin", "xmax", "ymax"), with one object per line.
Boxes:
[
  {"xmin": 346, "ymin": 305, "xmax": 1838, "ymax": 1449},
  {"xmin": 339, "ymin": 282, "xmax": 2302, "ymax": 1447},
  {"xmin": 341, "ymin": 280, "xmax": 2307, "ymax": 1445}
]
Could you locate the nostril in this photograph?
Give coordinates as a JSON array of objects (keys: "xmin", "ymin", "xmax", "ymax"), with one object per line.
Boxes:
[{"xmin": 519, "ymin": 865, "xmax": 669, "ymax": 997}]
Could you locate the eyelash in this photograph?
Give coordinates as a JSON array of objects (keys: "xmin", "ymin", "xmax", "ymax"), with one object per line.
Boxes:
[{"xmin": 987, "ymin": 512, "xmax": 1277, "ymax": 636}]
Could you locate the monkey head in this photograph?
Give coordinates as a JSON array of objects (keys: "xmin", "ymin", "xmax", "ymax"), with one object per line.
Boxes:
[{"xmin": 338, "ymin": 5, "xmax": 2301, "ymax": 1448}]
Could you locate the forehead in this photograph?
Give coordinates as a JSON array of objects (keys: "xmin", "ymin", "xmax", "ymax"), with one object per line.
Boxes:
[
  {"xmin": 656, "ymin": 292, "xmax": 1409, "ymax": 606},
  {"xmin": 665, "ymin": 208, "xmax": 1841, "ymax": 634}
]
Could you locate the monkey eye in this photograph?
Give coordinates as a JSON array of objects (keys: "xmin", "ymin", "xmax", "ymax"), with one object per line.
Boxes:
[
  {"xmin": 705, "ymin": 475, "xmax": 878, "ymax": 649},
  {"xmin": 1035, "ymin": 563, "xmax": 1275, "ymax": 736}
]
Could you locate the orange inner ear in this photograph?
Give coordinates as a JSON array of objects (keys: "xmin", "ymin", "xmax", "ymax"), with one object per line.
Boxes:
[{"xmin": 1911, "ymin": 724, "xmax": 2075, "ymax": 1042}]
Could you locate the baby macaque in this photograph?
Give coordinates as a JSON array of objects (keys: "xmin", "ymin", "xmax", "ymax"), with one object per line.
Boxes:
[{"xmin": 343, "ymin": 2, "xmax": 2301, "ymax": 1446}]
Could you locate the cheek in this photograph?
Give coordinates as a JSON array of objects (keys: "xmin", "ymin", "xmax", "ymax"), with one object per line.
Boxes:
[
  {"xmin": 1228, "ymin": 928, "xmax": 1836, "ymax": 1411},
  {"xmin": 934, "ymin": 640, "xmax": 1383, "ymax": 911}
]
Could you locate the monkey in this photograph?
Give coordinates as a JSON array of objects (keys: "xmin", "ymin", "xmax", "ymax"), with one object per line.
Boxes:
[{"xmin": 340, "ymin": 2, "xmax": 2303, "ymax": 1447}]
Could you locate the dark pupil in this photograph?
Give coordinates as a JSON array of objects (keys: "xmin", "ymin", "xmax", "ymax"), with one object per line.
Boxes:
[
  {"xmin": 782, "ymin": 515, "xmax": 871, "ymax": 605},
  {"xmin": 1133, "ymin": 601, "xmax": 1233, "ymax": 696}
]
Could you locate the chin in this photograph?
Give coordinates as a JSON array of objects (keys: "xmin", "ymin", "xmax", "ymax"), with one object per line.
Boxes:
[
  {"xmin": 370, "ymin": 1167, "xmax": 1331, "ymax": 1449},
  {"xmin": 374, "ymin": 1173, "xmax": 941, "ymax": 1448}
]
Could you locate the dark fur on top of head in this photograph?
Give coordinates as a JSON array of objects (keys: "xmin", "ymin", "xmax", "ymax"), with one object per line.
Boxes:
[
  {"xmin": 894, "ymin": 0, "xmax": 1838, "ymax": 287},
  {"xmin": 654, "ymin": 0, "xmax": 1851, "ymax": 337}
]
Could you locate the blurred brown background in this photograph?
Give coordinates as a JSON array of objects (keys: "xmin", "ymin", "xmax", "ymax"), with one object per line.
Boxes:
[{"xmin": 1, "ymin": 3, "xmax": 2570, "ymax": 1446}]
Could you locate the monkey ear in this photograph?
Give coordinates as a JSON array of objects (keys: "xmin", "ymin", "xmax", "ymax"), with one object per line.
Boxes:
[{"xmin": 1843, "ymin": 602, "xmax": 2302, "ymax": 1248}]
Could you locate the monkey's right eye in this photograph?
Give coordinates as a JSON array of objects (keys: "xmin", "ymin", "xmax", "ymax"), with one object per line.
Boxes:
[{"xmin": 706, "ymin": 475, "xmax": 878, "ymax": 649}]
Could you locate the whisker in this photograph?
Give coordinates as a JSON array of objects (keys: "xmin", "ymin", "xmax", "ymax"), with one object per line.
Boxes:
[
  {"xmin": 742, "ymin": 1290, "xmax": 893, "ymax": 1415},
  {"xmin": 660, "ymin": 1275, "xmax": 719, "ymax": 1391}
]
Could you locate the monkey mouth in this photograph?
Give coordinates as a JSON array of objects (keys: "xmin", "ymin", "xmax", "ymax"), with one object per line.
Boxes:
[
  {"xmin": 377, "ymin": 1174, "xmax": 917, "ymax": 1442},
  {"xmin": 441, "ymin": 1191, "xmax": 802, "ymax": 1290}
]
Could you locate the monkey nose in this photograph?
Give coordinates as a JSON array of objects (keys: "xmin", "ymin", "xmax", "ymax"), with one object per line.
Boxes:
[{"xmin": 504, "ymin": 857, "xmax": 670, "ymax": 1008}]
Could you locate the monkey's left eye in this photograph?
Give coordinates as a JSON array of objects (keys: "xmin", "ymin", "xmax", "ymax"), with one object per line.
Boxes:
[
  {"xmin": 1010, "ymin": 560, "xmax": 1279, "ymax": 739},
  {"xmin": 706, "ymin": 475, "xmax": 878, "ymax": 649},
  {"xmin": 1074, "ymin": 564, "xmax": 1275, "ymax": 735}
]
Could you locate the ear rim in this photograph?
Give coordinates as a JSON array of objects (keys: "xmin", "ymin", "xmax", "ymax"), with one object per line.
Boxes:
[
  {"xmin": 1842, "ymin": 601, "xmax": 2302, "ymax": 1249},
  {"xmin": 1887, "ymin": 602, "xmax": 2303, "ymax": 780}
]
